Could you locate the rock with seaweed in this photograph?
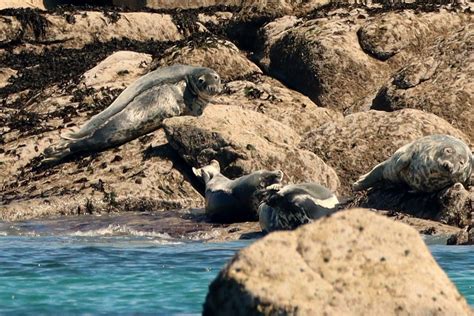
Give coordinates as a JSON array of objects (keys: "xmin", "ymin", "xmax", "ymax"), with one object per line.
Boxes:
[
  {"xmin": 163, "ymin": 104, "xmax": 340, "ymax": 192},
  {"xmin": 371, "ymin": 24, "xmax": 474, "ymax": 141}
]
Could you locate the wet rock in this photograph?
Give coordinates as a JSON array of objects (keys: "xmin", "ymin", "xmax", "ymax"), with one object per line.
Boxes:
[
  {"xmin": 371, "ymin": 26, "xmax": 474, "ymax": 142},
  {"xmin": 163, "ymin": 104, "xmax": 340, "ymax": 192},
  {"xmin": 301, "ymin": 109, "xmax": 470, "ymax": 195},
  {"xmin": 204, "ymin": 208, "xmax": 471, "ymax": 315},
  {"xmin": 215, "ymin": 75, "xmax": 343, "ymax": 135},
  {"xmin": 447, "ymin": 225, "xmax": 474, "ymax": 246},
  {"xmin": 156, "ymin": 37, "xmax": 262, "ymax": 81},
  {"xmin": 346, "ymin": 183, "xmax": 473, "ymax": 227},
  {"xmin": 81, "ymin": 50, "xmax": 153, "ymax": 90}
]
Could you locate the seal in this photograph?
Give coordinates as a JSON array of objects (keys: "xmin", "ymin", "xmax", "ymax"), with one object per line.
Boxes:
[
  {"xmin": 43, "ymin": 64, "xmax": 221, "ymax": 162},
  {"xmin": 192, "ymin": 160, "xmax": 284, "ymax": 223},
  {"xmin": 258, "ymin": 183, "xmax": 339, "ymax": 233},
  {"xmin": 353, "ymin": 134, "xmax": 473, "ymax": 193}
]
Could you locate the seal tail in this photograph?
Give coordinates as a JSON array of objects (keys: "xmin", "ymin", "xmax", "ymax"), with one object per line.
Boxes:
[
  {"xmin": 352, "ymin": 161, "xmax": 386, "ymax": 192},
  {"xmin": 42, "ymin": 139, "xmax": 73, "ymax": 163}
]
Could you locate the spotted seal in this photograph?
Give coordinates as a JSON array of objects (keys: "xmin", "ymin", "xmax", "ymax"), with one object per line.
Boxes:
[
  {"xmin": 353, "ymin": 134, "xmax": 473, "ymax": 193},
  {"xmin": 43, "ymin": 64, "xmax": 221, "ymax": 162},
  {"xmin": 192, "ymin": 160, "xmax": 284, "ymax": 223},
  {"xmin": 258, "ymin": 183, "xmax": 339, "ymax": 233}
]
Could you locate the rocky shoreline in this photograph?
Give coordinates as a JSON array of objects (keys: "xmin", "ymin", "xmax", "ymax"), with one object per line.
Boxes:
[{"xmin": 0, "ymin": 2, "xmax": 473, "ymax": 245}]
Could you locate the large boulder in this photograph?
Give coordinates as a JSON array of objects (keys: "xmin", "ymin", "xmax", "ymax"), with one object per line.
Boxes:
[
  {"xmin": 204, "ymin": 208, "xmax": 471, "ymax": 315},
  {"xmin": 265, "ymin": 13, "xmax": 390, "ymax": 113},
  {"xmin": 215, "ymin": 75, "xmax": 343, "ymax": 135},
  {"xmin": 0, "ymin": 11, "xmax": 182, "ymax": 50},
  {"xmin": 301, "ymin": 109, "xmax": 470, "ymax": 195},
  {"xmin": 260, "ymin": 9, "xmax": 470, "ymax": 114},
  {"xmin": 81, "ymin": 51, "xmax": 153, "ymax": 90},
  {"xmin": 371, "ymin": 25, "xmax": 474, "ymax": 142},
  {"xmin": 163, "ymin": 105, "xmax": 340, "ymax": 192},
  {"xmin": 155, "ymin": 38, "xmax": 262, "ymax": 81}
]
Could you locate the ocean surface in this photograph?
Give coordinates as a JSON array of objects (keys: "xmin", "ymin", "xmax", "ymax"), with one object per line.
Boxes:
[{"xmin": 0, "ymin": 219, "xmax": 472, "ymax": 314}]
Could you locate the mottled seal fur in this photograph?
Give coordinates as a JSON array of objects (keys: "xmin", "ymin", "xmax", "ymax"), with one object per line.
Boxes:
[
  {"xmin": 353, "ymin": 134, "xmax": 473, "ymax": 193},
  {"xmin": 258, "ymin": 183, "xmax": 339, "ymax": 233},
  {"xmin": 192, "ymin": 160, "xmax": 283, "ymax": 223},
  {"xmin": 43, "ymin": 64, "xmax": 221, "ymax": 162}
]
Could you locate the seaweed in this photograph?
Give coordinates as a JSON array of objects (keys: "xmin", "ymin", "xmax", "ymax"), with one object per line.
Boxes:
[{"xmin": 0, "ymin": 8, "xmax": 49, "ymax": 41}]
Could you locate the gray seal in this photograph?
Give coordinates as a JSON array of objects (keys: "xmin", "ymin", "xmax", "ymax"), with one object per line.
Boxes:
[
  {"xmin": 192, "ymin": 160, "xmax": 284, "ymax": 223},
  {"xmin": 43, "ymin": 64, "xmax": 221, "ymax": 162},
  {"xmin": 258, "ymin": 183, "xmax": 339, "ymax": 233},
  {"xmin": 353, "ymin": 134, "xmax": 473, "ymax": 193}
]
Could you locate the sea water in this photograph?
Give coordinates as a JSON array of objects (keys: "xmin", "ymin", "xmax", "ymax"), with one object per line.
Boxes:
[{"xmin": 0, "ymin": 226, "xmax": 472, "ymax": 314}]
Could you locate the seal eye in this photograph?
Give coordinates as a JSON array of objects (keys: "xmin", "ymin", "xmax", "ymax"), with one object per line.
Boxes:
[{"xmin": 198, "ymin": 78, "xmax": 205, "ymax": 85}]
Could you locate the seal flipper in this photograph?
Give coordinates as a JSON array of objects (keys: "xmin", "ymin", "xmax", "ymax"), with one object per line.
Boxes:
[
  {"xmin": 352, "ymin": 161, "xmax": 387, "ymax": 191},
  {"xmin": 42, "ymin": 140, "xmax": 73, "ymax": 163}
]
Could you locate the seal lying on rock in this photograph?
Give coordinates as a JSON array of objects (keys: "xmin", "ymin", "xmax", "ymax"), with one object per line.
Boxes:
[
  {"xmin": 43, "ymin": 64, "xmax": 221, "ymax": 162},
  {"xmin": 258, "ymin": 183, "xmax": 339, "ymax": 233},
  {"xmin": 192, "ymin": 160, "xmax": 284, "ymax": 223},
  {"xmin": 353, "ymin": 134, "xmax": 473, "ymax": 193}
]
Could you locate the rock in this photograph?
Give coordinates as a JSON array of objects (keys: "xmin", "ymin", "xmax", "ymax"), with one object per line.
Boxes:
[
  {"xmin": 346, "ymin": 183, "xmax": 473, "ymax": 227},
  {"xmin": 204, "ymin": 208, "xmax": 471, "ymax": 315},
  {"xmin": 156, "ymin": 38, "xmax": 262, "ymax": 81},
  {"xmin": 447, "ymin": 225, "xmax": 474, "ymax": 246},
  {"xmin": 0, "ymin": 11, "xmax": 182, "ymax": 50},
  {"xmin": 0, "ymin": 0, "xmax": 45, "ymax": 9},
  {"xmin": 265, "ymin": 14, "xmax": 389, "ymax": 113},
  {"xmin": 0, "ymin": 68, "xmax": 17, "ymax": 89},
  {"xmin": 81, "ymin": 51, "xmax": 153, "ymax": 90},
  {"xmin": 260, "ymin": 9, "xmax": 470, "ymax": 114},
  {"xmin": 301, "ymin": 109, "xmax": 470, "ymax": 195},
  {"xmin": 112, "ymin": 0, "xmax": 240, "ymax": 10},
  {"xmin": 0, "ymin": 129, "xmax": 204, "ymax": 221},
  {"xmin": 215, "ymin": 75, "xmax": 343, "ymax": 135},
  {"xmin": 163, "ymin": 104, "xmax": 340, "ymax": 192},
  {"xmin": 358, "ymin": 10, "xmax": 470, "ymax": 62},
  {"xmin": 371, "ymin": 26, "xmax": 474, "ymax": 142},
  {"xmin": 111, "ymin": 0, "xmax": 330, "ymax": 14}
]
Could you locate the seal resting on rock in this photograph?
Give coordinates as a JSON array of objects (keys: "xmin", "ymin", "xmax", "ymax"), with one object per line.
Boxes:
[
  {"xmin": 258, "ymin": 183, "xmax": 339, "ymax": 233},
  {"xmin": 192, "ymin": 160, "xmax": 284, "ymax": 223},
  {"xmin": 353, "ymin": 134, "xmax": 473, "ymax": 193},
  {"xmin": 43, "ymin": 64, "xmax": 221, "ymax": 162}
]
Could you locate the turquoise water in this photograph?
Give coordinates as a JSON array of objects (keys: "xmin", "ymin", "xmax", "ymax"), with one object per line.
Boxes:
[{"xmin": 0, "ymin": 235, "xmax": 472, "ymax": 314}]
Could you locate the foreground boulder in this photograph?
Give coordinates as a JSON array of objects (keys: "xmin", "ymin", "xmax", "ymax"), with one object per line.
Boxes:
[
  {"xmin": 301, "ymin": 109, "xmax": 470, "ymax": 195},
  {"xmin": 204, "ymin": 208, "xmax": 471, "ymax": 315},
  {"xmin": 164, "ymin": 105, "xmax": 340, "ymax": 191}
]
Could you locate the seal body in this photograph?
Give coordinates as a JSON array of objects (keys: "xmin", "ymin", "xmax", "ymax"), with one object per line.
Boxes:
[
  {"xmin": 44, "ymin": 64, "xmax": 221, "ymax": 162},
  {"xmin": 192, "ymin": 160, "xmax": 283, "ymax": 223},
  {"xmin": 258, "ymin": 183, "xmax": 339, "ymax": 233},
  {"xmin": 353, "ymin": 134, "xmax": 473, "ymax": 193}
]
